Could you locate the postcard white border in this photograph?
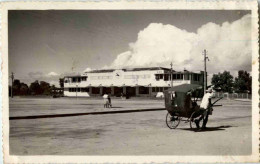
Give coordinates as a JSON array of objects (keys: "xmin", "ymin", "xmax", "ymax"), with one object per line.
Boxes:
[{"xmin": 1, "ymin": 1, "xmax": 259, "ymax": 163}]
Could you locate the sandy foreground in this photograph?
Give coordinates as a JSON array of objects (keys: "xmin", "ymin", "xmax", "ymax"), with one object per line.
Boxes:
[{"xmin": 9, "ymin": 97, "xmax": 251, "ymax": 155}]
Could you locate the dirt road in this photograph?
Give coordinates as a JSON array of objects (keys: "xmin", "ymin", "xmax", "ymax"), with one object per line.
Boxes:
[{"xmin": 9, "ymin": 97, "xmax": 251, "ymax": 155}]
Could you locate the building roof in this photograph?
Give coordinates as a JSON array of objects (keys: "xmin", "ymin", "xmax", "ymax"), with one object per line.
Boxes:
[
  {"xmin": 124, "ymin": 67, "xmax": 170, "ymax": 72},
  {"xmin": 87, "ymin": 69, "xmax": 115, "ymax": 73},
  {"xmin": 85, "ymin": 67, "xmax": 171, "ymax": 73}
]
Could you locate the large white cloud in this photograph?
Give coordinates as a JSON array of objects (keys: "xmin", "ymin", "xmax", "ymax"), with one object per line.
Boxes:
[{"xmin": 110, "ymin": 14, "xmax": 251, "ymax": 75}]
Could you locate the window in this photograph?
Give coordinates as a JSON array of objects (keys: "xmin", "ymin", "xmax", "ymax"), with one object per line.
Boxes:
[
  {"xmin": 152, "ymin": 87, "xmax": 156, "ymax": 92},
  {"xmin": 81, "ymin": 88, "xmax": 89, "ymax": 92},
  {"xmin": 155, "ymin": 74, "xmax": 164, "ymax": 80},
  {"xmin": 164, "ymin": 74, "xmax": 169, "ymax": 81},
  {"xmin": 68, "ymin": 88, "xmax": 80, "ymax": 92},
  {"xmin": 139, "ymin": 87, "xmax": 149, "ymax": 94},
  {"xmin": 184, "ymin": 74, "xmax": 190, "ymax": 80},
  {"xmin": 92, "ymin": 87, "xmax": 100, "ymax": 94},
  {"xmin": 193, "ymin": 74, "xmax": 200, "ymax": 81},
  {"xmin": 168, "ymin": 74, "xmax": 184, "ymax": 80},
  {"xmin": 72, "ymin": 77, "xmax": 81, "ymax": 83},
  {"xmin": 172, "ymin": 74, "xmax": 177, "ymax": 80},
  {"xmin": 164, "ymin": 87, "xmax": 170, "ymax": 91},
  {"xmin": 64, "ymin": 78, "xmax": 69, "ymax": 83},
  {"xmin": 81, "ymin": 77, "xmax": 87, "ymax": 81},
  {"xmin": 155, "ymin": 75, "xmax": 160, "ymax": 81}
]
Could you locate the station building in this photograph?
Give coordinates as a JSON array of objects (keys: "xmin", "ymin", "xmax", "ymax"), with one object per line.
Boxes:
[{"xmin": 63, "ymin": 67, "xmax": 204, "ymax": 97}]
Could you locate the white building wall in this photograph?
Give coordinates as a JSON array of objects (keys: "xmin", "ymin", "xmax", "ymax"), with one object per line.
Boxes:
[
  {"xmin": 64, "ymin": 91, "xmax": 90, "ymax": 97},
  {"xmin": 64, "ymin": 69, "xmax": 192, "ymax": 88},
  {"xmin": 64, "ymin": 68, "xmax": 203, "ymax": 97}
]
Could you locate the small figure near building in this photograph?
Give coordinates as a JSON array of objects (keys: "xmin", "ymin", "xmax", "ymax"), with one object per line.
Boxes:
[
  {"xmin": 108, "ymin": 94, "xmax": 112, "ymax": 108},
  {"xmin": 103, "ymin": 94, "xmax": 112, "ymax": 108}
]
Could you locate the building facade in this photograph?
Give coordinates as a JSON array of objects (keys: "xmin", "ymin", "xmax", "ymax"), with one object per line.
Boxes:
[{"xmin": 63, "ymin": 67, "xmax": 204, "ymax": 97}]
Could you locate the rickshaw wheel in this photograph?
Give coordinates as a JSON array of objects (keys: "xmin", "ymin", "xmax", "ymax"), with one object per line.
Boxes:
[
  {"xmin": 166, "ymin": 112, "xmax": 180, "ymax": 129},
  {"xmin": 190, "ymin": 111, "xmax": 204, "ymax": 130}
]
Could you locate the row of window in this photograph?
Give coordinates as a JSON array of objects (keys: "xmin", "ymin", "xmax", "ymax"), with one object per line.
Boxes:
[
  {"xmin": 124, "ymin": 74, "xmax": 151, "ymax": 79},
  {"xmin": 155, "ymin": 74, "xmax": 201, "ymax": 82},
  {"xmin": 152, "ymin": 87, "xmax": 170, "ymax": 92},
  {"xmin": 65, "ymin": 87, "xmax": 170, "ymax": 94},
  {"xmin": 155, "ymin": 74, "xmax": 184, "ymax": 81},
  {"xmin": 64, "ymin": 74, "xmax": 201, "ymax": 83},
  {"xmin": 90, "ymin": 76, "xmax": 113, "ymax": 80},
  {"xmin": 89, "ymin": 74, "xmax": 151, "ymax": 80},
  {"xmin": 65, "ymin": 88, "xmax": 90, "ymax": 92},
  {"xmin": 65, "ymin": 75, "xmax": 151, "ymax": 82},
  {"xmin": 64, "ymin": 77, "xmax": 87, "ymax": 83},
  {"xmin": 64, "ymin": 87, "xmax": 101, "ymax": 94}
]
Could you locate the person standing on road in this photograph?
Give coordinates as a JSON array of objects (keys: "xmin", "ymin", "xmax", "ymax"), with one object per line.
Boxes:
[
  {"xmin": 108, "ymin": 94, "xmax": 112, "ymax": 108},
  {"xmin": 196, "ymin": 88, "xmax": 213, "ymax": 129},
  {"xmin": 103, "ymin": 94, "xmax": 109, "ymax": 108}
]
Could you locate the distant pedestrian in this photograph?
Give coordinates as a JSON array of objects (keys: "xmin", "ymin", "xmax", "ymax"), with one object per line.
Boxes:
[
  {"xmin": 103, "ymin": 94, "xmax": 109, "ymax": 108},
  {"xmin": 108, "ymin": 94, "xmax": 112, "ymax": 108}
]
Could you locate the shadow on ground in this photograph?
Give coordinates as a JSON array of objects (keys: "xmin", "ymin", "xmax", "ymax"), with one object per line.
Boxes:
[{"xmin": 180, "ymin": 125, "xmax": 233, "ymax": 132}]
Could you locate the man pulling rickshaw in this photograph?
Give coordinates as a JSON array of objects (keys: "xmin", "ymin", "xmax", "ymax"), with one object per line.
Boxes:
[
  {"xmin": 164, "ymin": 84, "xmax": 222, "ymax": 131},
  {"xmin": 195, "ymin": 87, "xmax": 213, "ymax": 129}
]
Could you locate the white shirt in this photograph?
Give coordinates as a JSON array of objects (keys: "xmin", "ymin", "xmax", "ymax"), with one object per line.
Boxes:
[{"xmin": 200, "ymin": 92, "xmax": 213, "ymax": 109}]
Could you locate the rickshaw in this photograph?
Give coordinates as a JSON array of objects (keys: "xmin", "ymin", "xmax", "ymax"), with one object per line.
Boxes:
[{"xmin": 164, "ymin": 84, "xmax": 222, "ymax": 130}]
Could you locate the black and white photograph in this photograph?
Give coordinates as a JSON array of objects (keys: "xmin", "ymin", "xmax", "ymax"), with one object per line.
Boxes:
[{"xmin": 2, "ymin": 1, "xmax": 259, "ymax": 163}]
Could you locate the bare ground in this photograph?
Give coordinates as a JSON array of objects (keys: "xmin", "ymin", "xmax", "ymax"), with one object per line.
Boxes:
[{"xmin": 9, "ymin": 97, "xmax": 251, "ymax": 155}]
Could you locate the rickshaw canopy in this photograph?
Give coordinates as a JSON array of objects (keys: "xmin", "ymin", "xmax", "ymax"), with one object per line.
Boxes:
[
  {"xmin": 167, "ymin": 84, "xmax": 203, "ymax": 93},
  {"xmin": 164, "ymin": 84, "xmax": 203, "ymax": 117}
]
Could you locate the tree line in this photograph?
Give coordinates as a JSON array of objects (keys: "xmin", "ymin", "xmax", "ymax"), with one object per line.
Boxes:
[
  {"xmin": 211, "ymin": 70, "xmax": 251, "ymax": 93},
  {"xmin": 9, "ymin": 79, "xmax": 63, "ymax": 96}
]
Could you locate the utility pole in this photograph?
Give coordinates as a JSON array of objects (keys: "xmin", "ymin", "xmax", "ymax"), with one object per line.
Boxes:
[
  {"xmin": 10, "ymin": 72, "xmax": 14, "ymax": 98},
  {"xmin": 202, "ymin": 49, "xmax": 209, "ymax": 94},
  {"xmin": 170, "ymin": 62, "xmax": 173, "ymax": 88}
]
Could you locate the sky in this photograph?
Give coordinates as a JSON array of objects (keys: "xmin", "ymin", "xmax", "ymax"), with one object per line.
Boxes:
[{"xmin": 8, "ymin": 10, "xmax": 251, "ymax": 86}]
